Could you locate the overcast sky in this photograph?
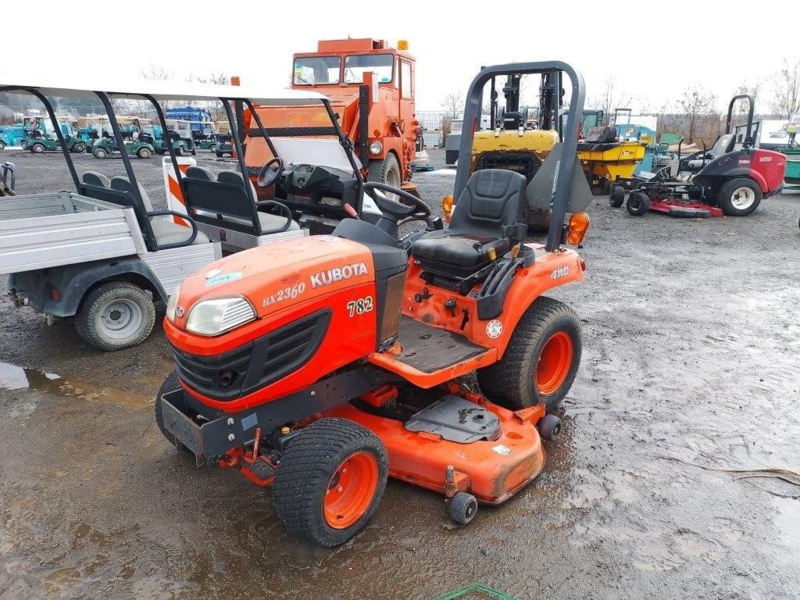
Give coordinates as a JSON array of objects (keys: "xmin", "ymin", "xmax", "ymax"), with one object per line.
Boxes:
[{"xmin": 3, "ymin": 0, "xmax": 797, "ymax": 113}]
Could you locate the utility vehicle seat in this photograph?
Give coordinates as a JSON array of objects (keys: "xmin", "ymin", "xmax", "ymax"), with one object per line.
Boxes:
[
  {"xmin": 215, "ymin": 171, "xmax": 300, "ymax": 232},
  {"xmin": 411, "ymin": 169, "xmax": 526, "ymax": 278},
  {"xmin": 83, "ymin": 171, "xmax": 111, "ymax": 188},
  {"xmin": 185, "ymin": 166, "xmax": 217, "ymax": 181},
  {"xmin": 108, "ymin": 176, "xmax": 210, "ymax": 246}
]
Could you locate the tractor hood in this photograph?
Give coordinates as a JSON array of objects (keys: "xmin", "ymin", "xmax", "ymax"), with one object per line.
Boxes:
[{"xmin": 170, "ymin": 235, "xmax": 375, "ymax": 329}]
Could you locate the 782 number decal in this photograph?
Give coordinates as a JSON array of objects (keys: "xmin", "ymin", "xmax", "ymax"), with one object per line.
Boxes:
[{"xmin": 346, "ymin": 296, "xmax": 373, "ymax": 317}]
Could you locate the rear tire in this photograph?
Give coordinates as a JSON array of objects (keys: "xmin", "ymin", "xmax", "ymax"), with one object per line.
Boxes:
[
  {"xmin": 626, "ymin": 191, "xmax": 650, "ymax": 216},
  {"xmin": 477, "ymin": 297, "xmax": 582, "ymax": 413},
  {"xmin": 92, "ymin": 147, "xmax": 108, "ymax": 159},
  {"xmin": 609, "ymin": 185, "xmax": 625, "ymax": 207},
  {"xmin": 74, "ymin": 282, "xmax": 156, "ymax": 351},
  {"xmin": 525, "ymin": 208, "xmax": 552, "ymax": 233},
  {"xmin": 272, "ymin": 418, "xmax": 388, "ymax": 547},
  {"xmin": 175, "ymin": 146, "xmax": 185, "ymax": 157},
  {"xmin": 0, "ymin": 141, "xmax": 6, "ymax": 150},
  {"xmin": 31, "ymin": 143, "xmax": 45, "ymax": 154},
  {"xmin": 717, "ymin": 178, "xmax": 762, "ymax": 216},
  {"xmin": 137, "ymin": 147, "xmax": 152, "ymax": 159}
]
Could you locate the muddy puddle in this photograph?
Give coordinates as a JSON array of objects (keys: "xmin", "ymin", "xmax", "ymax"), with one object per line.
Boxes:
[{"xmin": 0, "ymin": 360, "xmax": 152, "ymax": 407}]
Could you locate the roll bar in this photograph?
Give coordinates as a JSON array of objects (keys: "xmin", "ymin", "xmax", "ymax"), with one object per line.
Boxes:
[
  {"xmin": 454, "ymin": 62, "xmax": 585, "ymax": 252},
  {"xmin": 726, "ymin": 94, "xmax": 754, "ymax": 145}
]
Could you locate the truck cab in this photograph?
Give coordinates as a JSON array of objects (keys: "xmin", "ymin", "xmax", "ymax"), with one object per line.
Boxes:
[{"xmin": 244, "ymin": 38, "xmax": 418, "ymax": 194}]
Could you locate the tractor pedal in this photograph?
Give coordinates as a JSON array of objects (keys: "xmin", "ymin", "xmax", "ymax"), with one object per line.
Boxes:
[{"xmin": 241, "ymin": 457, "xmax": 277, "ymax": 486}]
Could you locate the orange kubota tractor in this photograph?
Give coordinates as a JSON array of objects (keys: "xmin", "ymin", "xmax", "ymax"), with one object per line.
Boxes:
[
  {"xmin": 156, "ymin": 62, "xmax": 591, "ymax": 547},
  {"xmin": 241, "ymin": 38, "xmax": 420, "ymax": 196}
]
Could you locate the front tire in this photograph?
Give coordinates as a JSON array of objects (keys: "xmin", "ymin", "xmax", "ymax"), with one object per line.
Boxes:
[
  {"xmin": 272, "ymin": 418, "xmax": 388, "ymax": 547},
  {"xmin": 92, "ymin": 147, "xmax": 108, "ymax": 159},
  {"xmin": 477, "ymin": 297, "xmax": 582, "ymax": 412},
  {"xmin": 74, "ymin": 282, "xmax": 156, "ymax": 351},
  {"xmin": 626, "ymin": 191, "xmax": 650, "ymax": 216},
  {"xmin": 137, "ymin": 147, "xmax": 152, "ymax": 159},
  {"xmin": 368, "ymin": 153, "xmax": 402, "ymax": 199},
  {"xmin": 717, "ymin": 178, "xmax": 762, "ymax": 216},
  {"xmin": 31, "ymin": 143, "xmax": 45, "ymax": 154}
]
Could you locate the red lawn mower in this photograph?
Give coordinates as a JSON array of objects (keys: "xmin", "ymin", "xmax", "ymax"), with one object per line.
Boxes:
[{"xmin": 613, "ymin": 95, "xmax": 786, "ymax": 218}]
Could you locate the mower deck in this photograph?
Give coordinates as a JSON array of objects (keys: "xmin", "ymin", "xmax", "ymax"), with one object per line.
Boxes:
[
  {"xmin": 649, "ymin": 198, "xmax": 722, "ymax": 218},
  {"xmin": 368, "ymin": 316, "xmax": 495, "ymax": 388}
]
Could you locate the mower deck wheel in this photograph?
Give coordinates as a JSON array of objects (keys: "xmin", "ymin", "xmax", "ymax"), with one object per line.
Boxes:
[
  {"xmin": 477, "ymin": 296, "xmax": 582, "ymax": 413},
  {"xmin": 609, "ymin": 185, "xmax": 625, "ymax": 208},
  {"xmin": 448, "ymin": 492, "xmax": 478, "ymax": 526},
  {"xmin": 626, "ymin": 191, "xmax": 650, "ymax": 216},
  {"xmin": 537, "ymin": 415, "xmax": 562, "ymax": 441},
  {"xmin": 272, "ymin": 418, "xmax": 388, "ymax": 547}
]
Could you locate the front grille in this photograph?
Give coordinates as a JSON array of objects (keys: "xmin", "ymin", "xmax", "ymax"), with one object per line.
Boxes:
[
  {"xmin": 172, "ymin": 309, "xmax": 331, "ymax": 401},
  {"xmin": 476, "ymin": 152, "xmax": 541, "ymax": 182}
]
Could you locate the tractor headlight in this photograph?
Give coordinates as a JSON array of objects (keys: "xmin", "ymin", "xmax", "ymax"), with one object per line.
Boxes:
[
  {"xmin": 185, "ymin": 297, "xmax": 256, "ymax": 336},
  {"xmin": 369, "ymin": 141, "xmax": 383, "ymax": 155},
  {"xmin": 166, "ymin": 284, "xmax": 182, "ymax": 322}
]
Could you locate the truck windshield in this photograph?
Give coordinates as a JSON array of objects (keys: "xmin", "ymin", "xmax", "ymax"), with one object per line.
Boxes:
[
  {"xmin": 294, "ymin": 56, "xmax": 341, "ymax": 85},
  {"xmin": 344, "ymin": 54, "xmax": 393, "ymax": 84}
]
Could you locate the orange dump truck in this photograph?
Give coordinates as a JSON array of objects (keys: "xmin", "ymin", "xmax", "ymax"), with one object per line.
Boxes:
[{"xmin": 243, "ymin": 38, "xmax": 420, "ymax": 195}]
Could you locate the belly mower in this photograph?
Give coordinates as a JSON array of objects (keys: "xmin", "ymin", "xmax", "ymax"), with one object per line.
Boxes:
[
  {"xmin": 609, "ymin": 95, "xmax": 786, "ymax": 218},
  {"xmin": 155, "ymin": 62, "xmax": 592, "ymax": 547}
]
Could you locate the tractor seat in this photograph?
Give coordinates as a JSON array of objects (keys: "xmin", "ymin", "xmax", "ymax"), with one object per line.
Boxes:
[{"xmin": 411, "ymin": 169, "xmax": 526, "ymax": 279}]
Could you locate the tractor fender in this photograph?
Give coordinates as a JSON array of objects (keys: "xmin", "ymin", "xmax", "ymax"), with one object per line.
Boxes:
[
  {"xmin": 486, "ymin": 250, "xmax": 585, "ymax": 359},
  {"xmin": 9, "ymin": 257, "xmax": 166, "ymax": 318}
]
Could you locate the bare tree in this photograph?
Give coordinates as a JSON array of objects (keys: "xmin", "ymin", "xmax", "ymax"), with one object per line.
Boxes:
[
  {"xmin": 770, "ymin": 57, "xmax": 800, "ymax": 119},
  {"xmin": 440, "ymin": 92, "xmax": 464, "ymax": 120},
  {"xmin": 732, "ymin": 79, "xmax": 765, "ymax": 126},
  {"xmin": 677, "ymin": 85, "xmax": 718, "ymax": 144},
  {"xmin": 196, "ymin": 73, "xmax": 230, "ymax": 86},
  {"xmin": 589, "ymin": 76, "xmax": 632, "ymax": 125},
  {"xmin": 139, "ymin": 64, "xmax": 174, "ymax": 81}
]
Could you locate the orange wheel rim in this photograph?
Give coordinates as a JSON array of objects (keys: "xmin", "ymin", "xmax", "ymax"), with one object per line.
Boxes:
[
  {"xmin": 536, "ymin": 331, "xmax": 573, "ymax": 395},
  {"xmin": 324, "ymin": 451, "xmax": 379, "ymax": 530}
]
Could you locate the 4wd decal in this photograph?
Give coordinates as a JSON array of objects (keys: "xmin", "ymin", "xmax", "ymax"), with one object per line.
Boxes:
[
  {"xmin": 310, "ymin": 262, "xmax": 369, "ymax": 289},
  {"xmin": 550, "ymin": 266, "xmax": 570, "ymax": 280}
]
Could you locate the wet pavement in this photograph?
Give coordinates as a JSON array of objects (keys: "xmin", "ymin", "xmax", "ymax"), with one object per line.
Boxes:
[{"xmin": 1, "ymin": 148, "xmax": 799, "ymax": 599}]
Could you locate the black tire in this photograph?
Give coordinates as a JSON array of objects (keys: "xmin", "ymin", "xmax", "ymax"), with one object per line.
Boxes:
[
  {"xmin": 74, "ymin": 282, "xmax": 156, "ymax": 351},
  {"xmin": 175, "ymin": 146, "xmax": 185, "ymax": 157},
  {"xmin": 626, "ymin": 191, "xmax": 650, "ymax": 216},
  {"xmin": 31, "ymin": 143, "xmax": 45, "ymax": 154},
  {"xmin": 537, "ymin": 414, "xmax": 562, "ymax": 441},
  {"xmin": 0, "ymin": 141, "xmax": 6, "ymax": 150},
  {"xmin": 525, "ymin": 208, "xmax": 552, "ymax": 233},
  {"xmin": 717, "ymin": 178, "xmax": 762, "ymax": 216},
  {"xmin": 272, "ymin": 418, "xmax": 389, "ymax": 547},
  {"xmin": 209, "ymin": 143, "xmax": 218, "ymax": 153},
  {"xmin": 74, "ymin": 143, "xmax": 86, "ymax": 153},
  {"xmin": 137, "ymin": 147, "xmax": 152, "ymax": 159},
  {"xmin": 154, "ymin": 370, "xmax": 192, "ymax": 455},
  {"xmin": 215, "ymin": 151, "xmax": 224, "ymax": 158},
  {"xmin": 609, "ymin": 185, "xmax": 625, "ymax": 207},
  {"xmin": 477, "ymin": 297, "xmax": 581, "ymax": 413},
  {"xmin": 448, "ymin": 492, "xmax": 478, "ymax": 525},
  {"xmin": 191, "ymin": 147, "xmax": 197, "ymax": 156},
  {"xmin": 368, "ymin": 153, "xmax": 402, "ymax": 194},
  {"xmin": 92, "ymin": 147, "xmax": 108, "ymax": 159}
]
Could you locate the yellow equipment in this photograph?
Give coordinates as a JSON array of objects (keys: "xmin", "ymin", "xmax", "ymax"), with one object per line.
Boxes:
[{"xmin": 576, "ymin": 125, "xmax": 646, "ymax": 189}]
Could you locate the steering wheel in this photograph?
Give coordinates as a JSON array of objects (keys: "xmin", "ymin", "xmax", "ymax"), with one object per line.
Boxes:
[
  {"xmin": 362, "ymin": 181, "xmax": 431, "ymax": 225},
  {"xmin": 257, "ymin": 157, "xmax": 284, "ymax": 188}
]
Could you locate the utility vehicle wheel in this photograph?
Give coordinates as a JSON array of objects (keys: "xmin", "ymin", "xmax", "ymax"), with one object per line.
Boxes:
[
  {"xmin": 74, "ymin": 143, "xmax": 86, "ymax": 153},
  {"xmin": 74, "ymin": 282, "xmax": 156, "ymax": 351},
  {"xmin": 477, "ymin": 297, "xmax": 582, "ymax": 412},
  {"xmin": 209, "ymin": 143, "xmax": 217, "ymax": 153},
  {"xmin": 137, "ymin": 147, "xmax": 152, "ymax": 159},
  {"xmin": 448, "ymin": 492, "xmax": 478, "ymax": 526},
  {"xmin": 609, "ymin": 185, "xmax": 625, "ymax": 207},
  {"xmin": 215, "ymin": 151, "xmax": 223, "ymax": 158},
  {"xmin": 272, "ymin": 418, "xmax": 388, "ymax": 547},
  {"xmin": 92, "ymin": 147, "xmax": 108, "ymax": 159},
  {"xmin": 537, "ymin": 415, "xmax": 562, "ymax": 441},
  {"xmin": 31, "ymin": 143, "xmax": 45, "ymax": 154},
  {"xmin": 368, "ymin": 153, "xmax": 401, "ymax": 199},
  {"xmin": 717, "ymin": 178, "xmax": 762, "ymax": 216},
  {"xmin": 0, "ymin": 141, "xmax": 6, "ymax": 150},
  {"xmin": 191, "ymin": 147, "xmax": 197, "ymax": 156},
  {"xmin": 525, "ymin": 208, "xmax": 552, "ymax": 233},
  {"xmin": 175, "ymin": 146, "xmax": 185, "ymax": 157},
  {"xmin": 626, "ymin": 191, "xmax": 650, "ymax": 216},
  {"xmin": 154, "ymin": 370, "xmax": 192, "ymax": 455}
]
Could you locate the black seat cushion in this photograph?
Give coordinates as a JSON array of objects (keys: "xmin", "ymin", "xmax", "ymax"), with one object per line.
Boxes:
[
  {"xmin": 411, "ymin": 169, "xmax": 526, "ymax": 278},
  {"xmin": 412, "ymin": 231, "xmax": 511, "ymax": 277}
]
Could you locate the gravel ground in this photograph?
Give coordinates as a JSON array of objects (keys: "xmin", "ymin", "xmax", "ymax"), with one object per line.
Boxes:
[{"xmin": 1, "ymin": 147, "xmax": 799, "ymax": 599}]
